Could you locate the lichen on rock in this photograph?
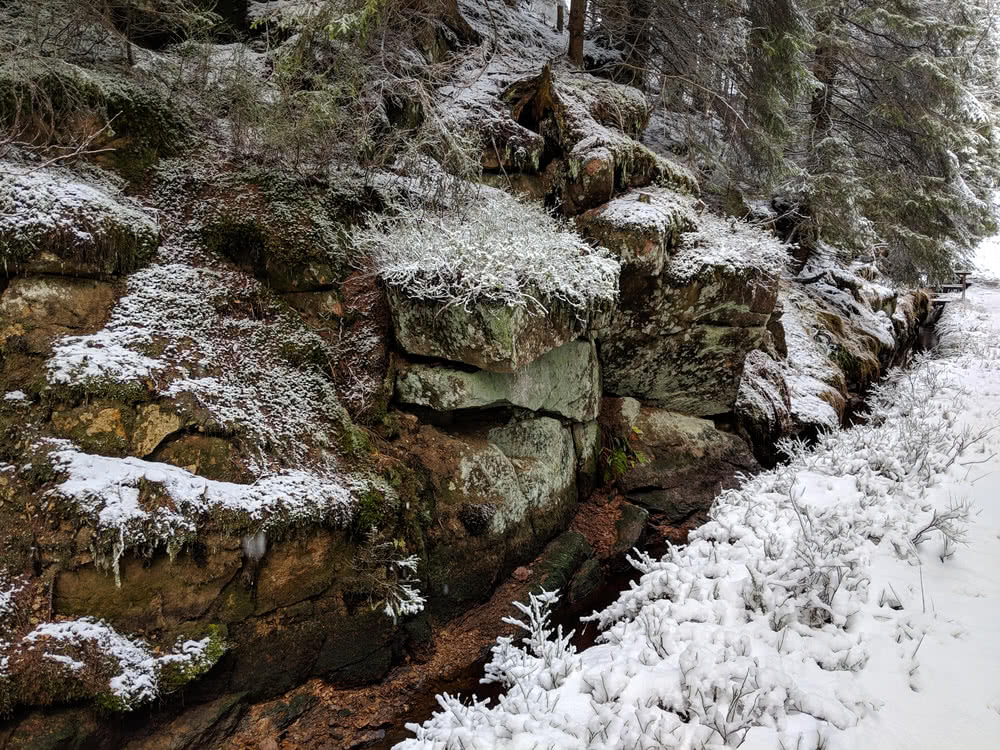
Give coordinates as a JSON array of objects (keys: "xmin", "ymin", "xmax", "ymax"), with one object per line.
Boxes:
[{"xmin": 395, "ymin": 339, "xmax": 600, "ymax": 421}]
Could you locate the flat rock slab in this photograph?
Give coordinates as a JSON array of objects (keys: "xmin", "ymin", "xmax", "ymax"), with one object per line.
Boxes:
[
  {"xmin": 395, "ymin": 340, "xmax": 600, "ymax": 422},
  {"xmin": 388, "ymin": 288, "xmax": 591, "ymax": 372}
]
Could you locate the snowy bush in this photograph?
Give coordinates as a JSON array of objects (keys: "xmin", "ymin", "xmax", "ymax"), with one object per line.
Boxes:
[{"xmin": 356, "ymin": 190, "xmax": 620, "ymax": 316}]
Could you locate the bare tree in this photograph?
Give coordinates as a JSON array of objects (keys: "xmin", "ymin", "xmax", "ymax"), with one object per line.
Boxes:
[{"xmin": 568, "ymin": 0, "xmax": 585, "ymax": 65}]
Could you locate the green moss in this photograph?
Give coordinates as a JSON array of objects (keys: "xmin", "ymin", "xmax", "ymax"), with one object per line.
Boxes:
[
  {"xmin": 353, "ymin": 487, "xmax": 386, "ymax": 532},
  {"xmin": 157, "ymin": 624, "xmax": 228, "ymax": 695},
  {"xmin": 0, "ymin": 59, "xmax": 189, "ymax": 176},
  {"xmin": 41, "ymin": 379, "xmax": 152, "ymax": 409},
  {"xmin": 197, "ymin": 168, "xmax": 364, "ymax": 291}
]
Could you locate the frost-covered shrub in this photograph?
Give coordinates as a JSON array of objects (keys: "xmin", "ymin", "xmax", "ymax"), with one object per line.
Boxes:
[
  {"xmin": 352, "ymin": 528, "xmax": 426, "ymax": 623},
  {"xmin": 356, "ymin": 190, "xmax": 620, "ymax": 316}
]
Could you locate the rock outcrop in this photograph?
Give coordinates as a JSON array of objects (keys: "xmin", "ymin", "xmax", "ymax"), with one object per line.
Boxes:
[{"xmin": 395, "ymin": 339, "xmax": 600, "ymax": 421}]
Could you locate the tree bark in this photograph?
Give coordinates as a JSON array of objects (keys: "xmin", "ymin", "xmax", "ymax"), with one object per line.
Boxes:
[{"xmin": 568, "ymin": 0, "xmax": 586, "ymax": 66}]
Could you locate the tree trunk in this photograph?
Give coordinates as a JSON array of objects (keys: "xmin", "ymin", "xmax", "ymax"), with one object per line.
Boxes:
[{"xmin": 568, "ymin": 0, "xmax": 585, "ymax": 66}]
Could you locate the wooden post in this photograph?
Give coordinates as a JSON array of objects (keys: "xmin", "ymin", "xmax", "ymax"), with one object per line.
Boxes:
[
  {"xmin": 557, "ymin": 4, "xmax": 564, "ymax": 32},
  {"xmin": 958, "ymin": 271, "xmax": 970, "ymax": 301}
]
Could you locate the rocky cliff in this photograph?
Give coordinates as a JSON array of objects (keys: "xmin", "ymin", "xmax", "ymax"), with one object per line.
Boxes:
[{"xmin": 0, "ymin": 2, "xmax": 933, "ymax": 748}]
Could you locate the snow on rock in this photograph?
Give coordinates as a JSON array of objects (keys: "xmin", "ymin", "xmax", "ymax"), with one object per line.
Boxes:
[
  {"xmin": 41, "ymin": 438, "xmax": 365, "ymax": 581},
  {"xmin": 3, "ymin": 617, "xmax": 221, "ymax": 711},
  {"xmin": 667, "ymin": 210, "xmax": 790, "ymax": 283},
  {"xmin": 397, "ymin": 286, "xmax": 1000, "ymax": 750},
  {"xmin": 45, "ymin": 247, "xmax": 353, "ymax": 471},
  {"xmin": 0, "ymin": 161, "xmax": 159, "ymax": 274}
]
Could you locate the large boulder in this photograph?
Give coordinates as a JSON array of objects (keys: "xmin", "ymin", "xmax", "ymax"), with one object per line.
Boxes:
[
  {"xmin": 602, "ymin": 398, "xmax": 758, "ymax": 524},
  {"xmin": 395, "ymin": 339, "xmax": 600, "ymax": 421},
  {"xmin": 501, "ymin": 67, "xmax": 697, "ymax": 214},
  {"xmin": 590, "ymin": 207, "xmax": 784, "ymax": 416},
  {"xmin": 735, "ymin": 350, "xmax": 794, "ymax": 466},
  {"xmin": 599, "ymin": 265, "xmax": 780, "ymax": 414},
  {"xmin": 0, "ymin": 275, "xmax": 117, "ymax": 359},
  {"xmin": 388, "ymin": 290, "xmax": 595, "ymax": 373},
  {"xmin": 576, "ymin": 189, "xmax": 697, "ymax": 276},
  {"xmin": 402, "ymin": 415, "xmax": 577, "ymax": 615}
]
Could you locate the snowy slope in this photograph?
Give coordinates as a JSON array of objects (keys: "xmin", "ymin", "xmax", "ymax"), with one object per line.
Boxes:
[{"xmin": 398, "ymin": 287, "xmax": 1000, "ymax": 750}]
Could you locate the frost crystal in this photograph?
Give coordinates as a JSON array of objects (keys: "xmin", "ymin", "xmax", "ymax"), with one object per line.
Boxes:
[{"xmin": 358, "ymin": 190, "xmax": 620, "ymax": 315}]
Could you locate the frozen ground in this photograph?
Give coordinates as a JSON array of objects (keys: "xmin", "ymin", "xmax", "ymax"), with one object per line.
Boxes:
[
  {"xmin": 399, "ymin": 285, "xmax": 1000, "ymax": 750},
  {"xmin": 975, "ymin": 234, "xmax": 1000, "ymax": 280}
]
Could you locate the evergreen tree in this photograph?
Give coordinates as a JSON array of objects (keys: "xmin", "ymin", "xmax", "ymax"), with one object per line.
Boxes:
[{"xmin": 791, "ymin": 0, "xmax": 1000, "ymax": 280}]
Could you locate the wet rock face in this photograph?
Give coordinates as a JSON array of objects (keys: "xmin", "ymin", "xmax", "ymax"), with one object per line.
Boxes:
[
  {"xmin": 395, "ymin": 339, "xmax": 600, "ymax": 421},
  {"xmin": 387, "ymin": 288, "xmax": 594, "ymax": 372},
  {"xmin": 598, "ymin": 266, "xmax": 779, "ymax": 416}
]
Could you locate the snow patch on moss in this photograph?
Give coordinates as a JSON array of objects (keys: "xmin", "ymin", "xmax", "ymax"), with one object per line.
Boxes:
[{"xmin": 0, "ymin": 162, "xmax": 158, "ymax": 271}]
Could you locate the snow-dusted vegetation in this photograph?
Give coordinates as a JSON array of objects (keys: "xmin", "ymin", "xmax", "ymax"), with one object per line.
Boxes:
[
  {"xmin": 0, "ymin": 162, "xmax": 158, "ymax": 270},
  {"xmin": 400, "ymin": 288, "xmax": 1000, "ymax": 749},
  {"xmin": 2, "ymin": 616, "xmax": 223, "ymax": 712},
  {"xmin": 357, "ymin": 190, "xmax": 620, "ymax": 315}
]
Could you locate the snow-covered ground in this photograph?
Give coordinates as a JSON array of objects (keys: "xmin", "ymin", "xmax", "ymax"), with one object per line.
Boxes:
[
  {"xmin": 399, "ymin": 286, "xmax": 1000, "ymax": 749},
  {"xmin": 975, "ymin": 234, "xmax": 1000, "ymax": 280}
]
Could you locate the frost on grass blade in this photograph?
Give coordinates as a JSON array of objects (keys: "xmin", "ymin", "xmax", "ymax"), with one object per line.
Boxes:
[{"xmin": 357, "ymin": 190, "xmax": 620, "ymax": 317}]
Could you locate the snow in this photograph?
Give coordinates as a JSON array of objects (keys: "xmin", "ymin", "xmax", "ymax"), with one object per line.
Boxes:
[
  {"xmin": 398, "ymin": 286, "xmax": 1000, "ymax": 750},
  {"xmin": 0, "ymin": 162, "xmax": 158, "ymax": 260},
  {"xmin": 358, "ymin": 190, "xmax": 620, "ymax": 316},
  {"xmin": 667, "ymin": 211, "xmax": 789, "ymax": 283},
  {"xmin": 42, "ymin": 439, "xmax": 364, "ymax": 581},
  {"xmin": 975, "ymin": 233, "xmax": 1000, "ymax": 281},
  {"xmin": 19, "ymin": 618, "xmax": 215, "ymax": 709},
  {"xmin": 3, "ymin": 390, "xmax": 27, "ymax": 403}
]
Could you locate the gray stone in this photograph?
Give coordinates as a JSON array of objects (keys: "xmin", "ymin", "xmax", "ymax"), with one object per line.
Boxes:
[
  {"xmin": 616, "ymin": 406, "xmax": 757, "ymax": 524},
  {"xmin": 395, "ymin": 340, "xmax": 600, "ymax": 421},
  {"xmin": 388, "ymin": 288, "xmax": 594, "ymax": 373},
  {"xmin": 488, "ymin": 416, "xmax": 577, "ymax": 534},
  {"xmin": 572, "ymin": 420, "xmax": 601, "ymax": 496},
  {"xmin": 612, "ymin": 502, "xmax": 648, "ymax": 557},
  {"xmin": 597, "ymin": 263, "xmax": 779, "ymax": 415}
]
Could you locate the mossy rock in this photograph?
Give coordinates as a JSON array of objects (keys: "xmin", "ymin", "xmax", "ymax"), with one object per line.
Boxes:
[
  {"xmin": 0, "ymin": 170, "xmax": 159, "ymax": 276},
  {"xmin": 0, "ymin": 59, "xmax": 189, "ymax": 179},
  {"xmin": 2, "ymin": 707, "xmax": 99, "ymax": 750},
  {"xmin": 198, "ymin": 169, "xmax": 364, "ymax": 292}
]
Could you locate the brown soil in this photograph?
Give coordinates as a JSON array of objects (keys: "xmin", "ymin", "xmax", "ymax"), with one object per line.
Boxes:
[{"xmin": 220, "ymin": 563, "xmax": 547, "ymax": 749}]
